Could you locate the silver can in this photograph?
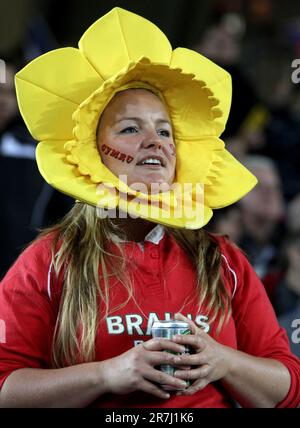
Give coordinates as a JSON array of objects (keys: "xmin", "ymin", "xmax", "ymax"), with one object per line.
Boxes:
[{"xmin": 151, "ymin": 320, "xmax": 191, "ymax": 390}]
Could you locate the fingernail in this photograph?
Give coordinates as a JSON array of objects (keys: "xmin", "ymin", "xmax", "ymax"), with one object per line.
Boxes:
[{"xmin": 174, "ymin": 356, "xmax": 181, "ymax": 363}]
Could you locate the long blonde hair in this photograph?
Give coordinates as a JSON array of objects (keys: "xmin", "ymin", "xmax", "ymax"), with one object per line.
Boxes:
[{"xmin": 40, "ymin": 202, "xmax": 231, "ymax": 368}]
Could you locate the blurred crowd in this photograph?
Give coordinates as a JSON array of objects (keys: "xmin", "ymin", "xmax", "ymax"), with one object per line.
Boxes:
[
  {"xmin": 0, "ymin": 1, "xmax": 299, "ymax": 358},
  {"xmin": 201, "ymin": 7, "xmax": 300, "ymax": 358}
]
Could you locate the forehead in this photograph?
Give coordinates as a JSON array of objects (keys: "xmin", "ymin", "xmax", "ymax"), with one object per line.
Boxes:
[{"xmin": 101, "ymin": 88, "xmax": 170, "ymax": 122}]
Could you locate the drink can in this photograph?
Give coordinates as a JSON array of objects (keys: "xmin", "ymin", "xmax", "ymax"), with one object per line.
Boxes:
[{"xmin": 151, "ymin": 320, "xmax": 191, "ymax": 390}]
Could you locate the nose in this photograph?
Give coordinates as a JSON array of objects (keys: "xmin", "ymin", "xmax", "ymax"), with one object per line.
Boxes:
[{"xmin": 141, "ymin": 130, "xmax": 163, "ymax": 150}]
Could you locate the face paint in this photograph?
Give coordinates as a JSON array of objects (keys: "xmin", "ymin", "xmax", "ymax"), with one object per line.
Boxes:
[
  {"xmin": 97, "ymin": 89, "xmax": 176, "ymax": 188},
  {"xmin": 110, "ymin": 149, "xmax": 120, "ymax": 158},
  {"xmin": 169, "ymin": 144, "xmax": 176, "ymax": 156},
  {"xmin": 101, "ymin": 144, "xmax": 135, "ymax": 164},
  {"xmin": 117, "ymin": 153, "xmax": 127, "ymax": 162},
  {"xmin": 101, "ymin": 144, "xmax": 112, "ymax": 155},
  {"xmin": 126, "ymin": 155, "xmax": 134, "ymax": 163}
]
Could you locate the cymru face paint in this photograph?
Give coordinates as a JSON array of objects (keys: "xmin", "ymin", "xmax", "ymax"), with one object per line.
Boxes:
[
  {"xmin": 100, "ymin": 144, "xmax": 134, "ymax": 163},
  {"xmin": 96, "ymin": 89, "xmax": 176, "ymax": 189}
]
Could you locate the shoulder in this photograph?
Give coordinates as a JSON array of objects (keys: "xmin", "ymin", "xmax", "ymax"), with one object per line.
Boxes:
[
  {"xmin": 16, "ymin": 232, "xmax": 58, "ymax": 274},
  {"xmin": 208, "ymin": 233, "xmax": 250, "ymax": 270},
  {"xmin": 209, "ymin": 232, "xmax": 242, "ymax": 254},
  {"xmin": 23, "ymin": 232, "xmax": 56, "ymax": 260},
  {"xmin": 208, "ymin": 233, "xmax": 255, "ymax": 298}
]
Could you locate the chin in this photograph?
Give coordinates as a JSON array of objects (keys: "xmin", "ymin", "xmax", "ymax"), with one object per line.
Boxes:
[
  {"xmin": 127, "ymin": 179, "xmax": 172, "ymax": 194},
  {"xmin": 147, "ymin": 181, "xmax": 172, "ymax": 193},
  {"xmin": 126, "ymin": 172, "xmax": 170, "ymax": 190}
]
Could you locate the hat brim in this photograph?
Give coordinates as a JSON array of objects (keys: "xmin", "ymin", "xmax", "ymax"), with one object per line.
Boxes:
[{"xmin": 16, "ymin": 7, "xmax": 257, "ymax": 229}]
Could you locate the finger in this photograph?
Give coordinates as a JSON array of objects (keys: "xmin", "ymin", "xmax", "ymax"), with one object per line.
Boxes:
[
  {"xmin": 140, "ymin": 379, "xmax": 171, "ymax": 399},
  {"xmin": 145, "ymin": 367, "xmax": 188, "ymax": 391},
  {"xmin": 174, "ymin": 313, "xmax": 199, "ymax": 334},
  {"xmin": 172, "ymin": 333, "xmax": 206, "ymax": 351},
  {"xmin": 146, "ymin": 350, "xmax": 181, "ymax": 366},
  {"xmin": 143, "ymin": 338, "xmax": 187, "ymax": 354},
  {"xmin": 174, "ymin": 364, "xmax": 211, "ymax": 380},
  {"xmin": 173, "ymin": 352, "xmax": 208, "ymax": 366},
  {"xmin": 173, "ymin": 365, "xmax": 191, "ymax": 370},
  {"xmin": 179, "ymin": 379, "xmax": 209, "ymax": 396}
]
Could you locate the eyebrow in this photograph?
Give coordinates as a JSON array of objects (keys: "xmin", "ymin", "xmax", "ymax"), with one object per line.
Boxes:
[{"xmin": 116, "ymin": 117, "xmax": 172, "ymax": 126}]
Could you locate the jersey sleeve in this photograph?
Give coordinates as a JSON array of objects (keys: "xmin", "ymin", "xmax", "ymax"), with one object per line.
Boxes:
[
  {"xmin": 0, "ymin": 237, "xmax": 58, "ymax": 389},
  {"xmin": 220, "ymin": 237, "xmax": 300, "ymax": 408}
]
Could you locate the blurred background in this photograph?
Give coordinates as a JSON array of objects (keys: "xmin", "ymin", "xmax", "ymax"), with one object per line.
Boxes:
[{"xmin": 0, "ymin": 0, "xmax": 300, "ymax": 355}]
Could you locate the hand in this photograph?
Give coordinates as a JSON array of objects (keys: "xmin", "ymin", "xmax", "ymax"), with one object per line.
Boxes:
[
  {"xmin": 172, "ymin": 313, "xmax": 231, "ymax": 395},
  {"xmin": 100, "ymin": 337, "xmax": 189, "ymax": 399}
]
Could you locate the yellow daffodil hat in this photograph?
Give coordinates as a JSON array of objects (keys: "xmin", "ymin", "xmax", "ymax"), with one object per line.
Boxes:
[{"xmin": 15, "ymin": 7, "xmax": 257, "ymax": 229}]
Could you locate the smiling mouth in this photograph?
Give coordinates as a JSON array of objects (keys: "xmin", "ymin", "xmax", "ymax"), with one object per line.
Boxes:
[{"xmin": 138, "ymin": 163, "xmax": 164, "ymax": 169}]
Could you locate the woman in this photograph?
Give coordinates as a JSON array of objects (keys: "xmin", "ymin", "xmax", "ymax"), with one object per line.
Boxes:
[{"xmin": 0, "ymin": 8, "xmax": 299, "ymax": 408}]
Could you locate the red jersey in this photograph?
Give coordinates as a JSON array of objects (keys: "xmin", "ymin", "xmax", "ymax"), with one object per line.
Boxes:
[{"xmin": 0, "ymin": 228, "xmax": 299, "ymax": 408}]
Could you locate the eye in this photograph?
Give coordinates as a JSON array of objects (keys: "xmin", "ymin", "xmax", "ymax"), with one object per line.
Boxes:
[
  {"xmin": 120, "ymin": 126, "xmax": 138, "ymax": 134},
  {"xmin": 158, "ymin": 129, "xmax": 171, "ymax": 137}
]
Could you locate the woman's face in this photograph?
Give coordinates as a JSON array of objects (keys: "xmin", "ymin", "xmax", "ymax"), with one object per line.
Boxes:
[{"xmin": 97, "ymin": 89, "xmax": 176, "ymax": 190}]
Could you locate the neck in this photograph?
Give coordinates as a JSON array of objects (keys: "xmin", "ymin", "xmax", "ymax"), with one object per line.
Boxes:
[{"xmin": 112, "ymin": 215, "xmax": 156, "ymax": 242}]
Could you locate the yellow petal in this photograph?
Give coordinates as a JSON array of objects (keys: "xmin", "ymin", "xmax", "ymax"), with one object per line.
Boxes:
[
  {"xmin": 204, "ymin": 149, "xmax": 258, "ymax": 208},
  {"xmin": 175, "ymin": 137, "xmax": 223, "ymax": 185},
  {"xmin": 36, "ymin": 140, "xmax": 108, "ymax": 205},
  {"xmin": 15, "ymin": 47, "xmax": 103, "ymax": 140},
  {"xmin": 79, "ymin": 7, "xmax": 172, "ymax": 80},
  {"xmin": 170, "ymin": 48, "xmax": 232, "ymax": 136},
  {"xmin": 16, "ymin": 47, "xmax": 103, "ymax": 104},
  {"xmin": 15, "ymin": 78, "xmax": 77, "ymax": 141}
]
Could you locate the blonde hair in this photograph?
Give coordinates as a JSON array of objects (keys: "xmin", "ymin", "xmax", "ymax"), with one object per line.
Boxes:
[{"xmin": 40, "ymin": 203, "xmax": 231, "ymax": 368}]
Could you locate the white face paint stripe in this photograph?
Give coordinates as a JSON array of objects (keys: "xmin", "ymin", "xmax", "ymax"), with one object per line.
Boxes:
[{"xmin": 221, "ymin": 254, "xmax": 238, "ymax": 299}]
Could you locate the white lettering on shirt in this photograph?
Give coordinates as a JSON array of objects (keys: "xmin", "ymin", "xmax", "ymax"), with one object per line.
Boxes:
[
  {"xmin": 106, "ymin": 316, "xmax": 125, "ymax": 334},
  {"xmin": 125, "ymin": 314, "xmax": 143, "ymax": 335},
  {"xmin": 196, "ymin": 315, "xmax": 210, "ymax": 333},
  {"xmin": 146, "ymin": 312, "xmax": 160, "ymax": 335},
  {"xmin": 106, "ymin": 312, "xmax": 210, "ymax": 336}
]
